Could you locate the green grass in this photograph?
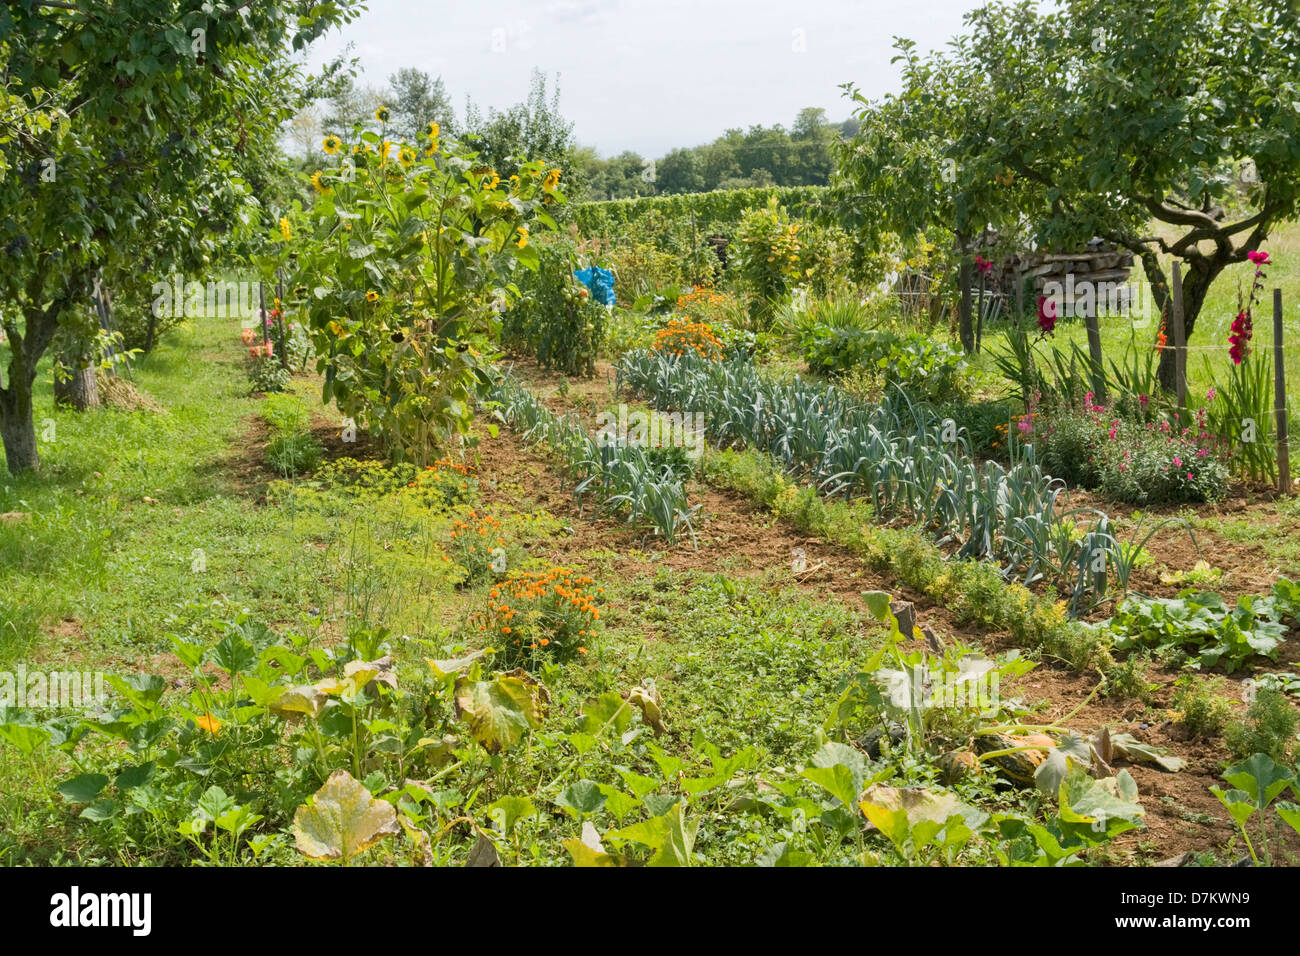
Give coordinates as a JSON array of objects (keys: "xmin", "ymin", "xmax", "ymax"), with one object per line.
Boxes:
[
  {"xmin": 0, "ymin": 316, "xmax": 334, "ymax": 666},
  {"xmin": 976, "ymin": 218, "xmax": 1300, "ymax": 409}
]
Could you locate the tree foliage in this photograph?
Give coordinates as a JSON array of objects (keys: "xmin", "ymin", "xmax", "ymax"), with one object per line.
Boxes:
[
  {"xmin": 0, "ymin": 0, "xmax": 361, "ymax": 473},
  {"xmin": 835, "ymin": 0, "xmax": 1300, "ymax": 386}
]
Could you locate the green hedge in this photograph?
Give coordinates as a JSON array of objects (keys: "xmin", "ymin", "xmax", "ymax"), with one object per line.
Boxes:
[{"xmin": 570, "ymin": 186, "xmax": 830, "ymax": 239}]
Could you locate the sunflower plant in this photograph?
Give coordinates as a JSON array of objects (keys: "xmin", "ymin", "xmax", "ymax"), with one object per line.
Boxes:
[{"xmin": 278, "ymin": 125, "xmax": 564, "ymax": 461}]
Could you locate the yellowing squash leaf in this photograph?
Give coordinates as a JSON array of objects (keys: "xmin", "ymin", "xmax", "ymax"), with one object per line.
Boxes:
[
  {"xmin": 453, "ymin": 668, "xmax": 549, "ymax": 754},
  {"xmin": 293, "ymin": 769, "xmax": 399, "ymax": 863}
]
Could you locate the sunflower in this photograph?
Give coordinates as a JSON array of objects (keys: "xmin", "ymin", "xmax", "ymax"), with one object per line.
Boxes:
[
  {"xmin": 366, "ymin": 290, "xmax": 380, "ymax": 302},
  {"xmin": 322, "ymin": 134, "xmax": 342, "ymax": 155},
  {"xmin": 310, "ymin": 169, "xmax": 329, "ymax": 193},
  {"xmin": 516, "ymin": 226, "xmax": 528, "ymax": 249},
  {"xmin": 543, "ymin": 167, "xmax": 561, "ymax": 191},
  {"xmin": 374, "ymin": 105, "xmax": 390, "ymax": 123},
  {"xmin": 398, "ymin": 146, "xmax": 417, "ymax": 168},
  {"xmin": 278, "ymin": 217, "xmax": 292, "ymax": 241},
  {"xmin": 426, "ymin": 121, "xmax": 440, "ymax": 139},
  {"xmin": 378, "ymin": 140, "xmax": 392, "ymax": 163}
]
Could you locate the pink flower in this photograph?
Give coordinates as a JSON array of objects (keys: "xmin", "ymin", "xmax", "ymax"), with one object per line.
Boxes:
[
  {"xmin": 1205, "ymin": 387, "xmax": 1216, "ymax": 402},
  {"xmin": 975, "ymin": 255, "xmax": 994, "ymax": 276},
  {"xmin": 1139, "ymin": 393, "xmax": 1149, "ymax": 408},
  {"xmin": 1172, "ymin": 456, "xmax": 1182, "ymax": 467},
  {"xmin": 1187, "ymin": 472, "xmax": 1194, "ymax": 480},
  {"xmin": 1247, "ymin": 250, "xmax": 1270, "ymax": 265}
]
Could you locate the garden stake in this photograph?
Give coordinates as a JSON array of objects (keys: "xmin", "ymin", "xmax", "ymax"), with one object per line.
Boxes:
[
  {"xmin": 1171, "ymin": 261, "xmax": 1187, "ymax": 417},
  {"xmin": 1275, "ymin": 288, "xmax": 1291, "ymax": 494}
]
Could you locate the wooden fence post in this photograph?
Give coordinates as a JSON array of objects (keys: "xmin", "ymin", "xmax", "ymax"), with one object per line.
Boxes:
[
  {"xmin": 1275, "ymin": 288, "xmax": 1291, "ymax": 495},
  {"xmin": 1084, "ymin": 308, "xmax": 1107, "ymax": 405},
  {"xmin": 1171, "ymin": 261, "xmax": 1187, "ymax": 418}
]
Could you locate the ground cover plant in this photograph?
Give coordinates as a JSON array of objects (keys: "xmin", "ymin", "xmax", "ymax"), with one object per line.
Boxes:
[{"xmin": 2, "ymin": 0, "xmax": 1300, "ymax": 886}]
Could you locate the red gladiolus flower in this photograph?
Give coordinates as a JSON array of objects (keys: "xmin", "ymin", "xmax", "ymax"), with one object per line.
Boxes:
[
  {"xmin": 1247, "ymin": 250, "xmax": 1270, "ymax": 265},
  {"xmin": 1036, "ymin": 294, "xmax": 1057, "ymax": 335},
  {"xmin": 1228, "ymin": 310, "xmax": 1252, "ymax": 365},
  {"xmin": 974, "ymin": 255, "xmax": 994, "ymax": 276}
]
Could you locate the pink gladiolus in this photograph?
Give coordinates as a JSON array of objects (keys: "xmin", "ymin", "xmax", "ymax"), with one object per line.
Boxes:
[{"xmin": 1247, "ymin": 250, "xmax": 1270, "ymax": 265}]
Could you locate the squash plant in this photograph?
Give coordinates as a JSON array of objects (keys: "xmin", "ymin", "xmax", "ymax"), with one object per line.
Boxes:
[{"xmin": 279, "ymin": 128, "xmax": 562, "ymax": 461}]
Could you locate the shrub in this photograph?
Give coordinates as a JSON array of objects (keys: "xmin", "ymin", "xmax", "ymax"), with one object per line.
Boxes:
[
  {"xmin": 471, "ymin": 566, "xmax": 604, "ymax": 669},
  {"xmin": 1036, "ymin": 404, "xmax": 1229, "ymax": 504},
  {"xmin": 266, "ymin": 432, "xmax": 322, "ymax": 476},
  {"xmin": 652, "ymin": 317, "xmax": 723, "ymax": 360},
  {"xmin": 248, "ymin": 354, "xmax": 290, "ymax": 394},
  {"xmin": 261, "ymin": 394, "xmax": 322, "ymax": 476},
  {"xmin": 1102, "ymin": 652, "xmax": 1156, "ymax": 704},
  {"xmin": 285, "ymin": 132, "xmax": 557, "ymax": 461},
  {"xmin": 800, "ymin": 326, "xmax": 966, "ymax": 402},
  {"xmin": 939, "ymin": 399, "xmax": 1017, "ymax": 459},
  {"xmin": 733, "ymin": 197, "xmax": 804, "ymax": 328},
  {"xmin": 1225, "ymin": 687, "xmax": 1299, "ymax": 763},
  {"xmin": 503, "ymin": 238, "xmax": 607, "ymax": 377},
  {"xmin": 1171, "ymin": 676, "xmax": 1233, "ymax": 740}
]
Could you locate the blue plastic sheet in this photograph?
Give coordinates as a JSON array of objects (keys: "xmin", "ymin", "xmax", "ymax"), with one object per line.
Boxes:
[{"xmin": 575, "ymin": 266, "xmax": 615, "ymax": 306}]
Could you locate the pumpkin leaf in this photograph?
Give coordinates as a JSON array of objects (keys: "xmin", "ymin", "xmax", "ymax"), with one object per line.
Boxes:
[
  {"xmin": 293, "ymin": 769, "xmax": 399, "ymax": 863},
  {"xmin": 453, "ymin": 668, "xmax": 549, "ymax": 754}
]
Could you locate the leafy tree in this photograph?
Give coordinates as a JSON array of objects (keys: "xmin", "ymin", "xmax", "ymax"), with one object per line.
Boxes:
[
  {"xmin": 835, "ymin": 0, "xmax": 1300, "ymax": 387},
  {"xmin": 320, "ymin": 71, "xmax": 383, "ymax": 137},
  {"xmin": 385, "ymin": 67, "xmax": 455, "ymax": 142},
  {"xmin": 462, "ymin": 70, "xmax": 574, "ymax": 182},
  {"xmin": 0, "ymin": 0, "xmax": 360, "ymax": 474}
]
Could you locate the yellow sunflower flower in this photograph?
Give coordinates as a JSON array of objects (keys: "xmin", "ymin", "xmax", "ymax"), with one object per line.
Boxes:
[
  {"xmin": 374, "ymin": 105, "xmax": 390, "ymax": 123},
  {"xmin": 366, "ymin": 290, "xmax": 379, "ymax": 302},
  {"xmin": 322, "ymin": 134, "xmax": 342, "ymax": 155},
  {"xmin": 310, "ymin": 170, "xmax": 329, "ymax": 193},
  {"xmin": 516, "ymin": 226, "xmax": 529, "ymax": 249},
  {"xmin": 279, "ymin": 217, "xmax": 292, "ymax": 241}
]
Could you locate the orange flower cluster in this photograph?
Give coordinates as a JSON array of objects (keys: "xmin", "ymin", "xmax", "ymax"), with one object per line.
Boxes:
[
  {"xmin": 450, "ymin": 510, "xmax": 505, "ymax": 549},
  {"xmin": 653, "ymin": 317, "xmax": 723, "ymax": 361},
  {"xmin": 991, "ymin": 412, "xmax": 1036, "ymax": 449},
  {"xmin": 401, "ymin": 459, "xmax": 475, "ymax": 508},
  {"xmin": 429, "ymin": 458, "xmax": 474, "ymax": 477},
  {"xmin": 472, "ymin": 565, "xmax": 603, "ymax": 667}
]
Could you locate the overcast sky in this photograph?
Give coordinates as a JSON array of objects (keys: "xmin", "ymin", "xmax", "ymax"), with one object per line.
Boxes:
[{"xmin": 304, "ymin": 0, "xmax": 992, "ymax": 156}]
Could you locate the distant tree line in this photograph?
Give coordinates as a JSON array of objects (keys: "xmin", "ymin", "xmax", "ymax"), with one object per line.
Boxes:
[{"xmin": 293, "ymin": 65, "xmax": 854, "ymax": 201}]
